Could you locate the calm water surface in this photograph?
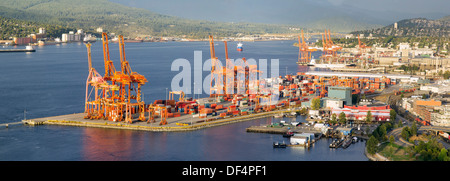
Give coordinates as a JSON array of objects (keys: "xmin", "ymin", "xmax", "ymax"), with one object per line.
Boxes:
[{"xmin": 0, "ymin": 41, "xmax": 367, "ymax": 161}]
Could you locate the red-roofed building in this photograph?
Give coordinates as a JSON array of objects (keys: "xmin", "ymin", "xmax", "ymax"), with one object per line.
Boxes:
[{"xmin": 331, "ymin": 104, "xmax": 392, "ymax": 122}]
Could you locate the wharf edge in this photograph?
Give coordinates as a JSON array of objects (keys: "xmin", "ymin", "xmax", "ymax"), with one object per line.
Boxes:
[{"xmin": 21, "ymin": 109, "xmax": 295, "ymax": 132}]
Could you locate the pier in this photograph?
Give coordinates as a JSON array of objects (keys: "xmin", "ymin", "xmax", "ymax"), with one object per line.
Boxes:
[
  {"xmin": 22, "ymin": 109, "xmax": 297, "ymax": 132},
  {"xmin": 0, "ymin": 122, "xmax": 23, "ymax": 128},
  {"xmin": 0, "ymin": 46, "xmax": 35, "ymax": 53},
  {"xmin": 0, "ymin": 49, "xmax": 35, "ymax": 52}
]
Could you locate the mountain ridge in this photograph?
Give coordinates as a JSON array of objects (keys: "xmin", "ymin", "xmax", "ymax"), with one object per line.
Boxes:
[{"xmin": 0, "ymin": 0, "xmax": 302, "ymax": 38}]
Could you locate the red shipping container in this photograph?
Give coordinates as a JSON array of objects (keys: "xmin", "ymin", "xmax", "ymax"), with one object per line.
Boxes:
[{"xmin": 216, "ymin": 104, "xmax": 223, "ymax": 110}]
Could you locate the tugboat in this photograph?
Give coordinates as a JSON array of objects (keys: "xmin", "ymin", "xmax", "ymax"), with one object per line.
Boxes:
[
  {"xmin": 273, "ymin": 141, "xmax": 287, "ymax": 148},
  {"xmin": 283, "ymin": 130, "xmax": 294, "ymax": 138}
]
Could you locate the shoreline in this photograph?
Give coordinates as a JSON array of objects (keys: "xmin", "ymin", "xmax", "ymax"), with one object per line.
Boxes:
[{"xmin": 22, "ymin": 109, "xmax": 294, "ymax": 132}]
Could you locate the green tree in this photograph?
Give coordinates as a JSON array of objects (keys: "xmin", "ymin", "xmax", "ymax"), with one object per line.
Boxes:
[
  {"xmin": 389, "ymin": 135, "xmax": 395, "ymax": 143},
  {"xmin": 339, "ymin": 112, "xmax": 347, "ymax": 125},
  {"xmin": 438, "ymin": 148, "xmax": 448, "ymax": 161},
  {"xmin": 366, "ymin": 110, "xmax": 373, "ymax": 123},
  {"xmin": 367, "ymin": 136, "xmax": 379, "ymax": 155},
  {"xmin": 401, "ymin": 126, "xmax": 410, "ymax": 140},
  {"xmin": 398, "ymin": 119, "xmax": 403, "ymax": 127},
  {"xmin": 411, "ymin": 122, "xmax": 418, "ymax": 137},
  {"xmin": 443, "ymin": 71, "xmax": 450, "ymax": 79},
  {"xmin": 379, "ymin": 124, "xmax": 387, "ymax": 141},
  {"xmin": 311, "ymin": 97, "xmax": 321, "ymax": 110},
  {"xmin": 390, "ymin": 109, "xmax": 397, "ymax": 122},
  {"xmin": 330, "ymin": 113, "xmax": 337, "ymax": 125}
]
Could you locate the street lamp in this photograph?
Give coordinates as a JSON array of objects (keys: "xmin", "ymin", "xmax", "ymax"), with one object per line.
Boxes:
[{"xmin": 165, "ymin": 88, "xmax": 168, "ymax": 106}]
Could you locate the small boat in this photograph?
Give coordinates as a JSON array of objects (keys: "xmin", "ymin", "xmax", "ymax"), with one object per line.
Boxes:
[
  {"xmin": 273, "ymin": 141, "xmax": 287, "ymax": 148},
  {"xmin": 237, "ymin": 42, "xmax": 243, "ymax": 52},
  {"xmin": 283, "ymin": 130, "xmax": 294, "ymax": 138},
  {"xmin": 352, "ymin": 137, "xmax": 358, "ymax": 143},
  {"xmin": 342, "ymin": 137, "xmax": 352, "ymax": 149},
  {"xmin": 329, "ymin": 138, "xmax": 344, "ymax": 148},
  {"xmin": 290, "ymin": 121, "xmax": 299, "ymax": 126},
  {"xmin": 273, "ymin": 113, "xmax": 284, "ymax": 118}
]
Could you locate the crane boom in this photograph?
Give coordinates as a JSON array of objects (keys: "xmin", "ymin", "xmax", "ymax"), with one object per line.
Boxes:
[{"xmin": 102, "ymin": 33, "xmax": 116, "ymax": 80}]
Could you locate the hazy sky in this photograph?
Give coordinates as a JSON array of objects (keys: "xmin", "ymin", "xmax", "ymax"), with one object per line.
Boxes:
[
  {"xmin": 325, "ymin": 0, "xmax": 448, "ymax": 14},
  {"xmin": 111, "ymin": 0, "xmax": 449, "ymax": 25}
]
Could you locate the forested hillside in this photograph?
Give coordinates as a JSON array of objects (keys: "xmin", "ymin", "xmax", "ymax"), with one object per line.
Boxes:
[
  {"xmin": 352, "ymin": 17, "xmax": 450, "ymax": 37},
  {"xmin": 0, "ymin": 0, "xmax": 299, "ymax": 39}
]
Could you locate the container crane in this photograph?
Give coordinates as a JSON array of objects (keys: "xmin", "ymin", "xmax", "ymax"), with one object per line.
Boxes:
[
  {"xmin": 84, "ymin": 43, "xmax": 119, "ymax": 120},
  {"xmin": 147, "ymin": 104, "xmax": 168, "ymax": 125},
  {"xmin": 84, "ymin": 43, "xmax": 105, "ymax": 119},
  {"xmin": 209, "ymin": 35, "xmax": 224, "ymax": 96},
  {"xmin": 169, "ymin": 91, "xmax": 185, "ymax": 102},
  {"xmin": 297, "ymin": 29, "xmax": 317, "ymax": 64},
  {"xmin": 115, "ymin": 35, "xmax": 148, "ymax": 123},
  {"xmin": 322, "ymin": 30, "xmax": 341, "ymax": 64}
]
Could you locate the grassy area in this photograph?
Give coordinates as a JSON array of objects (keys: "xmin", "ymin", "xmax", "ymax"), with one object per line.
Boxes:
[{"xmin": 378, "ymin": 142, "xmax": 415, "ymax": 161}]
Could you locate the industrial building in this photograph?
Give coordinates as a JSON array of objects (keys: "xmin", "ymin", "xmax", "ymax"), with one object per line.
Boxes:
[
  {"xmin": 327, "ymin": 86, "xmax": 352, "ymax": 106},
  {"xmin": 336, "ymin": 127, "xmax": 353, "ymax": 136},
  {"xmin": 304, "ymin": 71, "xmax": 419, "ymax": 83},
  {"xmin": 331, "ymin": 104, "xmax": 392, "ymax": 122}
]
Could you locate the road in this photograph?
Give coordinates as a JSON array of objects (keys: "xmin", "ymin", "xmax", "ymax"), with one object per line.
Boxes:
[
  {"xmin": 388, "ymin": 127, "xmax": 414, "ymax": 147},
  {"xmin": 388, "ymin": 123, "xmax": 450, "ymax": 149}
]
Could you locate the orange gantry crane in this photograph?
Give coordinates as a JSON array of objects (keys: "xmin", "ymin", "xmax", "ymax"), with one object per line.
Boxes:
[
  {"xmin": 116, "ymin": 35, "xmax": 148, "ymax": 123},
  {"xmin": 321, "ymin": 30, "xmax": 342, "ymax": 63},
  {"xmin": 147, "ymin": 104, "xmax": 168, "ymax": 125},
  {"xmin": 357, "ymin": 34, "xmax": 370, "ymax": 56},
  {"xmin": 84, "ymin": 43, "xmax": 106, "ymax": 119},
  {"xmin": 297, "ymin": 29, "xmax": 317, "ymax": 64},
  {"xmin": 84, "ymin": 33, "xmax": 150, "ymax": 124},
  {"xmin": 169, "ymin": 91, "xmax": 185, "ymax": 102},
  {"xmin": 208, "ymin": 35, "xmax": 262, "ymax": 97},
  {"xmin": 209, "ymin": 35, "xmax": 225, "ymax": 96}
]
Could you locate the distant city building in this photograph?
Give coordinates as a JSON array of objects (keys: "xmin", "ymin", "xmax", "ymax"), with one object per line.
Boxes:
[
  {"xmin": 13, "ymin": 37, "xmax": 33, "ymax": 45},
  {"xmin": 432, "ymin": 105, "xmax": 450, "ymax": 127},
  {"xmin": 345, "ymin": 34, "xmax": 354, "ymax": 39},
  {"xmin": 61, "ymin": 29, "xmax": 84, "ymax": 42},
  {"xmin": 394, "ymin": 22, "xmax": 398, "ymax": 30},
  {"xmin": 96, "ymin": 27, "xmax": 103, "ymax": 33},
  {"xmin": 39, "ymin": 28, "xmax": 46, "ymax": 34}
]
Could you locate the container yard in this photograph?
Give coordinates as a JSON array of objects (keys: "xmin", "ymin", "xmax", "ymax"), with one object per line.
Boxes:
[{"xmin": 23, "ymin": 32, "xmax": 407, "ymax": 133}]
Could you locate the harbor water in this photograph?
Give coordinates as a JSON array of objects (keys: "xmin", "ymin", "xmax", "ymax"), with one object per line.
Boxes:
[{"xmin": 0, "ymin": 41, "xmax": 367, "ymax": 161}]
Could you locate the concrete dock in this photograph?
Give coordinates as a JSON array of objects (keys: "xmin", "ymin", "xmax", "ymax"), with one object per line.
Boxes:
[
  {"xmin": 246, "ymin": 125, "xmax": 323, "ymax": 135},
  {"xmin": 22, "ymin": 109, "xmax": 296, "ymax": 132}
]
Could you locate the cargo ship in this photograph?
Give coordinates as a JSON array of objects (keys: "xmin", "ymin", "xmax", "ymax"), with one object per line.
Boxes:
[{"xmin": 237, "ymin": 42, "xmax": 243, "ymax": 52}]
